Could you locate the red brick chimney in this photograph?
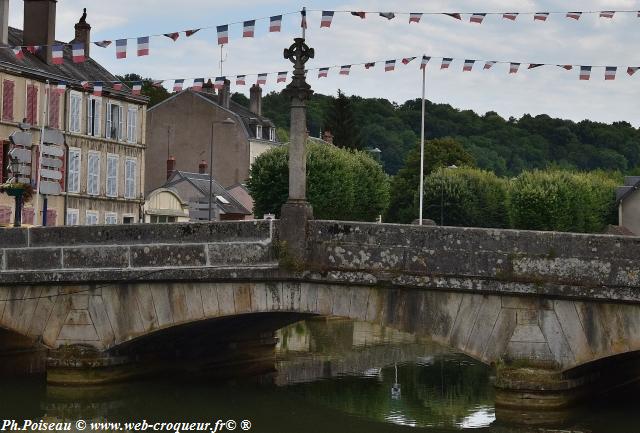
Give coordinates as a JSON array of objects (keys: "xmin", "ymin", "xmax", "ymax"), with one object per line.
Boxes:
[
  {"xmin": 166, "ymin": 156, "xmax": 176, "ymax": 179},
  {"xmin": 23, "ymin": 0, "xmax": 57, "ymax": 64},
  {"xmin": 198, "ymin": 160, "xmax": 208, "ymax": 174},
  {"xmin": 72, "ymin": 8, "xmax": 91, "ymax": 58},
  {"xmin": 218, "ymin": 79, "xmax": 230, "ymax": 109},
  {"xmin": 249, "ymin": 84, "xmax": 262, "ymax": 116}
]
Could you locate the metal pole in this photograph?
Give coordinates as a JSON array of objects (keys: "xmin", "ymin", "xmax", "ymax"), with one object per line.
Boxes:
[
  {"xmin": 208, "ymin": 122, "xmax": 214, "ymax": 221},
  {"xmin": 302, "ymin": 7, "xmax": 306, "ymax": 39},
  {"xmin": 42, "ymin": 196, "xmax": 48, "ymax": 226},
  {"xmin": 418, "ymin": 67, "xmax": 426, "ymax": 225},
  {"xmin": 440, "ymin": 172, "xmax": 444, "ymax": 226},
  {"xmin": 34, "ymin": 80, "xmax": 49, "ymax": 226}
]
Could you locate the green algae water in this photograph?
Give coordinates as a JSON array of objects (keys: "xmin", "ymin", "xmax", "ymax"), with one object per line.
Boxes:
[{"xmin": 0, "ymin": 318, "xmax": 638, "ymax": 433}]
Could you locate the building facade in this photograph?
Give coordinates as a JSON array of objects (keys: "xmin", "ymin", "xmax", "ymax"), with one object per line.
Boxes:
[
  {"xmin": 0, "ymin": 1, "xmax": 147, "ymax": 226},
  {"xmin": 616, "ymin": 176, "xmax": 640, "ymax": 235}
]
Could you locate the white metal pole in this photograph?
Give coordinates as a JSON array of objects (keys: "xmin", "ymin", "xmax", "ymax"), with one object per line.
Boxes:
[
  {"xmin": 418, "ymin": 67, "xmax": 426, "ymax": 225},
  {"xmin": 34, "ymin": 80, "xmax": 49, "ymax": 226}
]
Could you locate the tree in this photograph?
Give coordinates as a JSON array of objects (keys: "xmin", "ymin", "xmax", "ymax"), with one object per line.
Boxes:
[
  {"xmin": 247, "ymin": 142, "xmax": 389, "ymax": 220},
  {"xmin": 324, "ymin": 90, "xmax": 363, "ymax": 150},
  {"xmin": 385, "ymin": 137, "xmax": 475, "ymax": 224},
  {"xmin": 116, "ymin": 73, "xmax": 170, "ymax": 107}
]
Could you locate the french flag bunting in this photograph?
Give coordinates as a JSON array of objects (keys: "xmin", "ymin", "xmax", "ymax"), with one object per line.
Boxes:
[
  {"xmin": 409, "ymin": 13, "xmax": 422, "ymax": 23},
  {"xmin": 385, "ymin": 60, "xmax": 396, "ymax": 72},
  {"xmin": 12, "ymin": 47, "xmax": 24, "ymax": 60},
  {"xmin": 566, "ymin": 12, "xmax": 582, "ymax": 20},
  {"xmin": 55, "ymin": 82, "xmax": 66, "ymax": 93},
  {"xmin": 528, "ymin": 64, "xmax": 543, "ymax": 69},
  {"xmin": 173, "ymin": 79, "xmax": 184, "ymax": 92},
  {"xmin": 164, "ymin": 32, "xmax": 179, "ymax": 41},
  {"xmin": 185, "ymin": 29, "xmax": 200, "ymax": 37},
  {"xmin": 301, "ymin": 9, "xmax": 307, "ymax": 29},
  {"xmin": 72, "ymin": 42, "xmax": 85, "ymax": 63},
  {"xmin": 236, "ymin": 75, "xmax": 246, "ymax": 86},
  {"xmin": 534, "ymin": 12, "xmax": 549, "ymax": 21},
  {"xmin": 321, "ymin": 11, "xmax": 334, "ymax": 28},
  {"xmin": 600, "ymin": 11, "xmax": 615, "ymax": 19},
  {"xmin": 112, "ymin": 83, "xmax": 123, "ymax": 91},
  {"xmin": 318, "ymin": 68, "xmax": 329, "ymax": 78},
  {"xmin": 52, "ymin": 45, "xmax": 64, "ymax": 64},
  {"xmin": 277, "ymin": 71, "xmax": 288, "ymax": 83},
  {"xmin": 380, "ymin": 12, "xmax": 395, "ymax": 20},
  {"xmin": 152, "ymin": 80, "xmax": 164, "ymax": 88},
  {"xmin": 214, "ymin": 77, "xmax": 225, "ymax": 90},
  {"xmin": 351, "ymin": 11, "xmax": 366, "ymax": 19},
  {"xmin": 364, "ymin": 62, "xmax": 375, "ymax": 69},
  {"xmin": 217, "ymin": 25, "xmax": 229, "ymax": 45},
  {"xmin": 420, "ymin": 56, "xmax": 430, "ymax": 70},
  {"xmin": 243, "ymin": 20, "xmax": 255, "ymax": 38},
  {"xmin": 26, "ymin": 45, "xmax": 40, "ymax": 54},
  {"xmin": 509, "ymin": 62, "xmax": 520, "ymax": 74},
  {"xmin": 193, "ymin": 78, "xmax": 204, "ymax": 90},
  {"xmin": 339, "ymin": 65, "xmax": 351, "ymax": 75},
  {"xmin": 94, "ymin": 40, "xmax": 112, "ymax": 48},
  {"xmin": 463, "ymin": 59, "xmax": 475, "ymax": 72},
  {"xmin": 257, "ymin": 74, "xmax": 267, "ymax": 85},
  {"xmin": 80, "ymin": 81, "xmax": 90, "ymax": 90},
  {"xmin": 116, "ymin": 39, "xmax": 127, "ymax": 59},
  {"xmin": 93, "ymin": 82, "xmax": 103, "ymax": 97},
  {"xmin": 484, "ymin": 61, "xmax": 496, "ymax": 70},
  {"xmin": 605, "ymin": 66, "xmax": 617, "ymax": 80},
  {"xmin": 444, "ymin": 13, "xmax": 461, "ymax": 20},
  {"xmin": 402, "ymin": 57, "xmax": 416, "ymax": 65},
  {"xmin": 503, "ymin": 13, "xmax": 518, "ymax": 20},
  {"xmin": 470, "ymin": 13, "xmax": 486, "ymax": 24},
  {"xmin": 558, "ymin": 64, "xmax": 573, "ymax": 70},
  {"xmin": 441, "ymin": 58, "xmax": 452, "ymax": 69},
  {"xmin": 628, "ymin": 67, "xmax": 639, "ymax": 76},
  {"xmin": 132, "ymin": 82, "xmax": 142, "ymax": 95},
  {"xmin": 270, "ymin": 15, "xmax": 282, "ymax": 32},
  {"xmin": 579, "ymin": 66, "xmax": 591, "ymax": 80},
  {"xmin": 137, "ymin": 37, "xmax": 149, "ymax": 56}
]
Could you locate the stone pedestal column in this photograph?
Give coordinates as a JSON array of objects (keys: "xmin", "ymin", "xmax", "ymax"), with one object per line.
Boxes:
[{"xmin": 280, "ymin": 38, "xmax": 315, "ymax": 266}]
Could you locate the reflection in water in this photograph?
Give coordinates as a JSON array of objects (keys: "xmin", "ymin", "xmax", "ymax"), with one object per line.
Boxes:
[{"xmin": 0, "ymin": 317, "xmax": 638, "ymax": 433}]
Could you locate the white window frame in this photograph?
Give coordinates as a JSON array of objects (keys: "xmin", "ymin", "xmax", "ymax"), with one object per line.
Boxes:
[
  {"xmin": 67, "ymin": 147, "xmax": 81, "ymax": 193},
  {"xmin": 269, "ymin": 127, "xmax": 275, "ymax": 141},
  {"xmin": 106, "ymin": 101, "xmax": 124, "ymax": 140},
  {"xmin": 85, "ymin": 210, "xmax": 99, "ymax": 225},
  {"xmin": 106, "ymin": 153, "xmax": 119, "ymax": 197},
  {"xmin": 105, "ymin": 212, "xmax": 118, "ymax": 224},
  {"xmin": 87, "ymin": 151, "xmax": 101, "ymax": 196},
  {"xmin": 66, "ymin": 208, "xmax": 79, "ymax": 226},
  {"xmin": 256, "ymin": 125, "xmax": 263, "ymax": 139},
  {"xmin": 127, "ymin": 106, "xmax": 138, "ymax": 143},
  {"xmin": 87, "ymin": 95, "xmax": 102, "ymax": 137},
  {"xmin": 124, "ymin": 157, "xmax": 137, "ymax": 199},
  {"xmin": 69, "ymin": 91, "xmax": 82, "ymax": 133}
]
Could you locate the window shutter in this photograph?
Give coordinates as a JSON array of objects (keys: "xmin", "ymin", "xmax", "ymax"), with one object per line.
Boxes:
[
  {"xmin": 118, "ymin": 106, "xmax": 124, "ymax": 140},
  {"xmin": 49, "ymin": 90, "xmax": 60, "ymax": 129},
  {"xmin": 46, "ymin": 209, "xmax": 57, "ymax": 226},
  {"xmin": 26, "ymin": 84, "xmax": 38, "ymax": 125},
  {"xmin": 106, "ymin": 103, "xmax": 112, "ymax": 138},
  {"xmin": 0, "ymin": 141, "xmax": 4, "ymax": 183},
  {"xmin": 95, "ymin": 99, "xmax": 102, "ymax": 137},
  {"xmin": 22, "ymin": 207, "xmax": 34, "ymax": 225},
  {"xmin": 0, "ymin": 205, "xmax": 11, "ymax": 223},
  {"xmin": 2, "ymin": 80, "xmax": 14, "ymax": 122},
  {"xmin": 87, "ymin": 98, "xmax": 92, "ymax": 135}
]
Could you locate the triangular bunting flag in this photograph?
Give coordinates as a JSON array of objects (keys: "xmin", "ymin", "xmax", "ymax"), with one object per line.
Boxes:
[
  {"xmin": 484, "ymin": 61, "xmax": 496, "ymax": 70},
  {"xmin": 380, "ymin": 12, "xmax": 395, "ymax": 20},
  {"xmin": 164, "ymin": 33, "xmax": 179, "ymax": 41},
  {"xmin": 470, "ymin": 13, "xmax": 486, "ymax": 24},
  {"xmin": 444, "ymin": 13, "xmax": 462, "ymax": 20},
  {"xmin": 351, "ymin": 11, "xmax": 366, "ymax": 19},
  {"xmin": 185, "ymin": 29, "xmax": 200, "ymax": 37},
  {"xmin": 94, "ymin": 40, "xmax": 112, "ymax": 48},
  {"xmin": 402, "ymin": 57, "xmax": 416, "ymax": 65},
  {"xmin": 503, "ymin": 13, "xmax": 518, "ymax": 20}
]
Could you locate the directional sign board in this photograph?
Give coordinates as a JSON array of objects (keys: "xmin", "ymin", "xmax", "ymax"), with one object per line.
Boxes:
[
  {"xmin": 8, "ymin": 129, "xmax": 33, "ymax": 183},
  {"xmin": 9, "ymin": 130, "xmax": 34, "ymax": 147},
  {"xmin": 38, "ymin": 127, "xmax": 65, "ymax": 196}
]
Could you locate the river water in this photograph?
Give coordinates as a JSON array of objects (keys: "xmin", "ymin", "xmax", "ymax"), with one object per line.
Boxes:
[{"xmin": 0, "ymin": 318, "xmax": 638, "ymax": 433}]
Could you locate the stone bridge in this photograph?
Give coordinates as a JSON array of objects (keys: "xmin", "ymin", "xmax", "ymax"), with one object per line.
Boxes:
[{"xmin": 1, "ymin": 221, "xmax": 639, "ymax": 410}]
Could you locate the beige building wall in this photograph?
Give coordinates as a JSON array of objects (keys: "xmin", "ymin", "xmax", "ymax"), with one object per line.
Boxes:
[
  {"xmin": 249, "ymin": 139, "xmax": 279, "ymax": 168},
  {"xmin": 620, "ymin": 189, "xmax": 640, "ymax": 235}
]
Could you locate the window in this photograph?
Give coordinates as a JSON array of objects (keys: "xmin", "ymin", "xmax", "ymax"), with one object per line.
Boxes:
[
  {"xmin": 256, "ymin": 125, "xmax": 263, "ymax": 139},
  {"xmin": 69, "ymin": 92, "xmax": 82, "ymax": 133},
  {"xmin": 106, "ymin": 102, "xmax": 123, "ymax": 140},
  {"xmin": 2, "ymin": 80, "xmax": 14, "ymax": 122},
  {"xmin": 106, "ymin": 154, "xmax": 118, "ymax": 197},
  {"xmin": 67, "ymin": 148, "xmax": 81, "ymax": 193},
  {"xmin": 127, "ymin": 107, "xmax": 137, "ymax": 143},
  {"xmin": 269, "ymin": 127, "xmax": 276, "ymax": 141},
  {"xmin": 48, "ymin": 89, "xmax": 61, "ymax": 129},
  {"xmin": 124, "ymin": 158, "xmax": 137, "ymax": 199},
  {"xmin": 87, "ymin": 151, "xmax": 100, "ymax": 195},
  {"xmin": 25, "ymin": 84, "xmax": 38, "ymax": 125},
  {"xmin": 123, "ymin": 215, "xmax": 135, "ymax": 224},
  {"xmin": 87, "ymin": 96, "xmax": 102, "ymax": 137},
  {"xmin": 86, "ymin": 210, "xmax": 99, "ymax": 225},
  {"xmin": 105, "ymin": 212, "xmax": 118, "ymax": 224},
  {"xmin": 150, "ymin": 215, "xmax": 177, "ymax": 223},
  {"xmin": 66, "ymin": 208, "xmax": 79, "ymax": 225}
]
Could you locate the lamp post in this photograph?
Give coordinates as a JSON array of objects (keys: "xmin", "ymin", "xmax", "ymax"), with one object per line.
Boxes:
[{"xmin": 208, "ymin": 117, "xmax": 235, "ymax": 221}]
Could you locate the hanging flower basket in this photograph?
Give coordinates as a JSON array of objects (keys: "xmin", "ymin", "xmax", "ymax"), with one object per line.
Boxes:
[{"xmin": 0, "ymin": 182, "xmax": 34, "ymax": 203}]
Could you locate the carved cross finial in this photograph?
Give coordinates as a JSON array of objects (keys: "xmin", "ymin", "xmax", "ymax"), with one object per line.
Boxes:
[{"xmin": 284, "ymin": 38, "xmax": 314, "ymax": 70}]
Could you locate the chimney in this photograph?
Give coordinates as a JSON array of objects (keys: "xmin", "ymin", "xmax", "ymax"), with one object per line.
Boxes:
[
  {"xmin": 23, "ymin": 0, "xmax": 57, "ymax": 64},
  {"xmin": 72, "ymin": 8, "xmax": 90, "ymax": 58},
  {"xmin": 198, "ymin": 160, "xmax": 208, "ymax": 174},
  {"xmin": 201, "ymin": 79, "xmax": 216, "ymax": 95},
  {"xmin": 218, "ymin": 79, "xmax": 230, "ymax": 109},
  {"xmin": 323, "ymin": 130, "xmax": 334, "ymax": 144},
  {"xmin": 0, "ymin": 0, "xmax": 8, "ymax": 46},
  {"xmin": 166, "ymin": 156, "xmax": 176, "ymax": 179},
  {"xmin": 249, "ymin": 84, "xmax": 262, "ymax": 116}
]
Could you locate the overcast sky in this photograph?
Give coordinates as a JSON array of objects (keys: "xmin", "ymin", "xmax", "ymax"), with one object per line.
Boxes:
[{"xmin": 8, "ymin": 0, "xmax": 640, "ymax": 126}]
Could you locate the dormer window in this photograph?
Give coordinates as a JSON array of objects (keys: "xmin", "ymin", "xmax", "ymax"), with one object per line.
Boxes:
[
  {"xmin": 269, "ymin": 127, "xmax": 276, "ymax": 141},
  {"xmin": 256, "ymin": 125, "xmax": 263, "ymax": 139}
]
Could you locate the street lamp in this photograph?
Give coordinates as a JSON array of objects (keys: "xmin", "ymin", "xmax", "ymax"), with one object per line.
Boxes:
[
  {"xmin": 208, "ymin": 117, "xmax": 235, "ymax": 221},
  {"xmin": 440, "ymin": 165, "xmax": 458, "ymax": 226}
]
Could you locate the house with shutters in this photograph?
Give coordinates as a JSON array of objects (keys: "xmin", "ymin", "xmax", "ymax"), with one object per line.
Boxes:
[{"xmin": 0, "ymin": 1, "xmax": 148, "ymax": 226}]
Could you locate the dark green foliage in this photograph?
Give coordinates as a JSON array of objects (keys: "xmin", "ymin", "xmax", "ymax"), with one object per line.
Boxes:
[
  {"xmin": 324, "ymin": 90, "xmax": 363, "ymax": 149},
  {"xmin": 117, "ymin": 73, "xmax": 170, "ymax": 107},
  {"xmin": 385, "ymin": 138, "xmax": 475, "ymax": 224},
  {"xmin": 247, "ymin": 142, "xmax": 389, "ymax": 221},
  {"xmin": 230, "ymin": 92, "xmax": 249, "ymax": 107}
]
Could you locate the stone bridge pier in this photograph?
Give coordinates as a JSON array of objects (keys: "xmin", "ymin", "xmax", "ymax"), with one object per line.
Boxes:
[{"xmin": 1, "ymin": 221, "xmax": 640, "ymax": 421}]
